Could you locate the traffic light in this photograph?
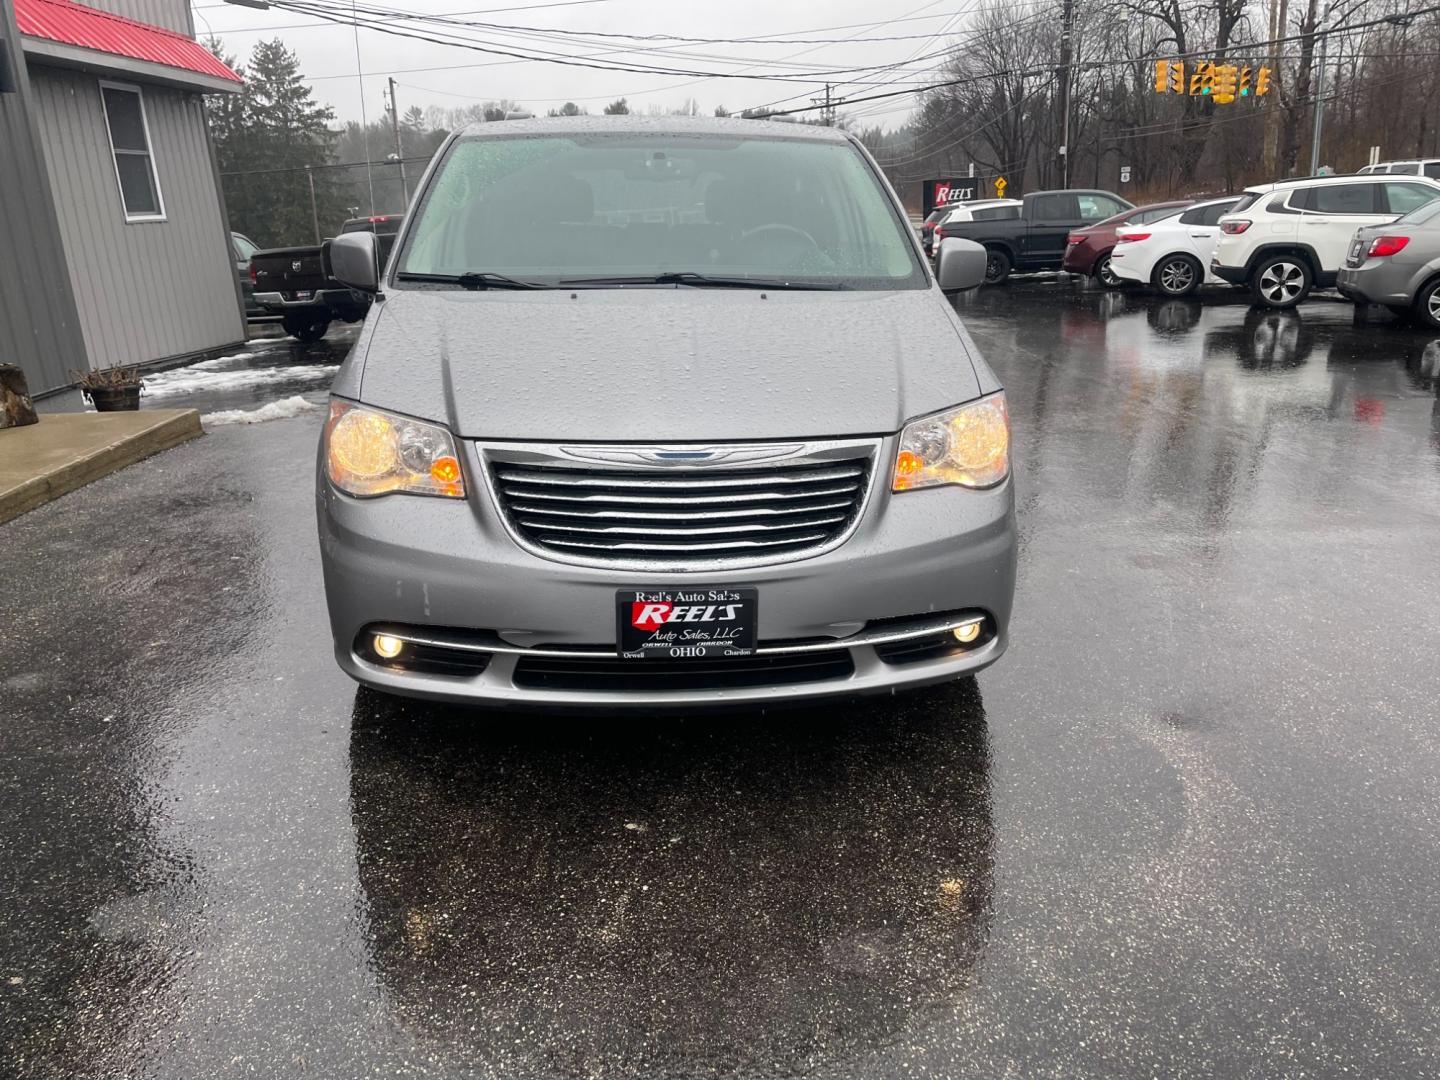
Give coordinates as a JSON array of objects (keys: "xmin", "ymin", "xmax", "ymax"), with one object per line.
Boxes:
[
  {"xmin": 1239, "ymin": 66, "xmax": 1253, "ymax": 97},
  {"xmin": 1153, "ymin": 59, "xmax": 1187, "ymax": 94},
  {"xmin": 1212, "ymin": 63, "xmax": 1239, "ymax": 103},
  {"xmin": 1255, "ymin": 66, "xmax": 1273, "ymax": 96},
  {"xmin": 1189, "ymin": 61, "xmax": 1215, "ymax": 96}
]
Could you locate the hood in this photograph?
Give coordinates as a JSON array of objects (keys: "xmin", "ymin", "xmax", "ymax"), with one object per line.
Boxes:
[{"xmin": 355, "ymin": 288, "xmax": 982, "ymax": 442}]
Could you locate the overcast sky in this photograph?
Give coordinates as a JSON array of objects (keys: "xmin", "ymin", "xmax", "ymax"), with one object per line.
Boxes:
[{"xmin": 190, "ymin": 0, "xmax": 968, "ymax": 133}]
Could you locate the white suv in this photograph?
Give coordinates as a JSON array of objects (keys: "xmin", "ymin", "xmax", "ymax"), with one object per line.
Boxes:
[
  {"xmin": 1211, "ymin": 174, "xmax": 1440, "ymax": 307},
  {"xmin": 1357, "ymin": 159, "xmax": 1440, "ymax": 179}
]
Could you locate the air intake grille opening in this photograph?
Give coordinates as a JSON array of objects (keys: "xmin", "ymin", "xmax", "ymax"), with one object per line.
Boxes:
[
  {"xmin": 491, "ymin": 457, "xmax": 871, "ymax": 565},
  {"xmin": 513, "ymin": 651, "xmax": 854, "ymax": 692}
]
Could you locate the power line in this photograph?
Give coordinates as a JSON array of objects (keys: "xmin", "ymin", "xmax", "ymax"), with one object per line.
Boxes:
[
  {"xmin": 282, "ymin": 0, "xmax": 974, "ymax": 71},
  {"xmin": 753, "ymin": 3, "xmax": 1440, "ymax": 119},
  {"xmin": 251, "ymin": 0, "xmax": 971, "ymax": 82},
  {"xmin": 195, "ymin": 0, "xmax": 609, "ymax": 10},
  {"xmin": 875, "ymin": 51, "xmax": 1435, "ymax": 178},
  {"xmin": 739, "ymin": 0, "xmax": 1058, "ymax": 117},
  {"xmin": 200, "ymin": 2, "xmax": 974, "ymax": 39}
]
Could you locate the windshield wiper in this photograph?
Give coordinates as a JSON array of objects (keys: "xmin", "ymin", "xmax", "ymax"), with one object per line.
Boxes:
[
  {"xmin": 560, "ymin": 271, "xmax": 846, "ymax": 291},
  {"xmin": 396, "ymin": 271, "xmax": 546, "ymax": 290}
]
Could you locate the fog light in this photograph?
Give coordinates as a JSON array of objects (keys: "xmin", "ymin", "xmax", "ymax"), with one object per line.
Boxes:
[
  {"xmin": 373, "ymin": 633, "xmax": 404, "ymax": 659},
  {"xmin": 953, "ymin": 623, "xmax": 981, "ymax": 644}
]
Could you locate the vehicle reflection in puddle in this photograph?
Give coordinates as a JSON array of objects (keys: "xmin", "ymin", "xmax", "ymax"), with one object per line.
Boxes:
[
  {"xmin": 955, "ymin": 281, "xmax": 1440, "ymax": 543},
  {"xmin": 347, "ymin": 682, "xmax": 995, "ymax": 1073}
]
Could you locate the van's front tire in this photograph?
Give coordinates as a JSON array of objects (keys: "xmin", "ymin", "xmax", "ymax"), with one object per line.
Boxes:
[{"xmin": 1250, "ymin": 255, "xmax": 1311, "ymax": 309}]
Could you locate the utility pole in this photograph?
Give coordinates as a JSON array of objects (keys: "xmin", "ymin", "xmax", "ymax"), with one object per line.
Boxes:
[
  {"xmin": 350, "ymin": 0, "xmax": 375, "ymax": 216},
  {"xmin": 1057, "ymin": 0, "xmax": 1074, "ymax": 187},
  {"xmin": 305, "ymin": 166, "xmax": 319, "ymax": 244},
  {"xmin": 1309, "ymin": 31, "xmax": 1327, "ymax": 175},
  {"xmin": 387, "ymin": 76, "xmax": 409, "ymax": 206},
  {"xmin": 811, "ymin": 83, "xmax": 836, "ymax": 126},
  {"xmin": 1262, "ymin": 0, "xmax": 1285, "ymax": 175}
]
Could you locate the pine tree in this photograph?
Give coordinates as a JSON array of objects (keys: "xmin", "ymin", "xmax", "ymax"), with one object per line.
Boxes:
[
  {"xmin": 207, "ymin": 38, "xmax": 348, "ymax": 246},
  {"xmin": 604, "ymin": 98, "xmax": 630, "ymax": 115}
]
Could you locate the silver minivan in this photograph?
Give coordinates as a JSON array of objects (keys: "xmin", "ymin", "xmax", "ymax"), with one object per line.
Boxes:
[{"xmin": 317, "ymin": 117, "xmax": 1017, "ymax": 708}]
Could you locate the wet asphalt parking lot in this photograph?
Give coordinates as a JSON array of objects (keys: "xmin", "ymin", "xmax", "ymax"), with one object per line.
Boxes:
[{"xmin": 4, "ymin": 281, "xmax": 1440, "ymax": 1078}]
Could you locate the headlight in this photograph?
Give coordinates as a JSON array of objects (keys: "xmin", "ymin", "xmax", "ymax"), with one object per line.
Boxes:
[
  {"xmin": 893, "ymin": 393, "xmax": 1009, "ymax": 491},
  {"xmin": 324, "ymin": 401, "xmax": 465, "ymax": 498}
]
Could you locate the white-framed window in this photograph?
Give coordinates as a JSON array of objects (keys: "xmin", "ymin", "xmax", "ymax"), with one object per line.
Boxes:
[{"xmin": 99, "ymin": 80, "xmax": 165, "ymax": 222}]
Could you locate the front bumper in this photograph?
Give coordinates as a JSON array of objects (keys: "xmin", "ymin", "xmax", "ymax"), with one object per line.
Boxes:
[
  {"xmin": 1210, "ymin": 261, "xmax": 1247, "ymax": 285},
  {"xmin": 317, "ymin": 437, "xmax": 1018, "ymax": 708}
]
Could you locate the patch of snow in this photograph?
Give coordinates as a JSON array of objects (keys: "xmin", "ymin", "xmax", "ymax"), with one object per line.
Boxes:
[
  {"xmin": 203, "ymin": 395, "xmax": 322, "ymax": 426},
  {"xmin": 144, "ymin": 363, "xmax": 338, "ymax": 398}
]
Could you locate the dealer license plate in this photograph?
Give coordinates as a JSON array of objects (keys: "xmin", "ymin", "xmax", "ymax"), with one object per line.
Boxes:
[{"xmin": 616, "ymin": 587, "xmax": 758, "ymax": 659}]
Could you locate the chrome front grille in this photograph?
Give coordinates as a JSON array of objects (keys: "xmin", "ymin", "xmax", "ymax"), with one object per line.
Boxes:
[{"xmin": 484, "ymin": 443, "xmax": 876, "ymax": 568}]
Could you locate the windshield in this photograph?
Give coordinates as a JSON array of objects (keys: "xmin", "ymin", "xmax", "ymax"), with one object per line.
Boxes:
[
  {"xmin": 232, "ymin": 234, "xmax": 259, "ymax": 260},
  {"xmin": 397, "ymin": 132, "xmax": 925, "ymax": 289}
]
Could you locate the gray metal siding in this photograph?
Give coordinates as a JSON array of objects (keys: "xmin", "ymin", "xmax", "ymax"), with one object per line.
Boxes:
[
  {"xmin": 79, "ymin": 0, "xmax": 192, "ymax": 36},
  {"xmin": 0, "ymin": 0, "xmax": 89, "ymax": 394},
  {"xmin": 29, "ymin": 64, "xmax": 244, "ymax": 371}
]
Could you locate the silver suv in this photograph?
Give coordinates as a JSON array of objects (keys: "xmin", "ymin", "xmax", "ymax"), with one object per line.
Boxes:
[{"xmin": 316, "ymin": 117, "xmax": 1017, "ymax": 709}]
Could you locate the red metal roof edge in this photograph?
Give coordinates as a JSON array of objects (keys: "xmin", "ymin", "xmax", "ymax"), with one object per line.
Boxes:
[{"xmin": 16, "ymin": 0, "xmax": 244, "ymax": 85}]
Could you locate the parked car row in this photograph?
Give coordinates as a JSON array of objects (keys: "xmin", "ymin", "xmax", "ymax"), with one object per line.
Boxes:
[
  {"xmin": 929, "ymin": 168, "xmax": 1440, "ymax": 321},
  {"xmin": 1062, "ymin": 199, "xmax": 1192, "ymax": 286},
  {"xmin": 936, "ymin": 189, "xmax": 1135, "ymax": 283},
  {"xmin": 1209, "ymin": 174, "xmax": 1440, "ymax": 316},
  {"xmin": 1108, "ymin": 196, "xmax": 1240, "ymax": 295}
]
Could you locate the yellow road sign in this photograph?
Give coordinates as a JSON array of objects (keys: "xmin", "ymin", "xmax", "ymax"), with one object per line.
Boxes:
[{"xmin": 994, "ymin": 176, "xmax": 1007, "ymax": 198}]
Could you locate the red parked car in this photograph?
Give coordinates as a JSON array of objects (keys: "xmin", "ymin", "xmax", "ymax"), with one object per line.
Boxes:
[{"xmin": 1062, "ymin": 200, "xmax": 1192, "ymax": 287}]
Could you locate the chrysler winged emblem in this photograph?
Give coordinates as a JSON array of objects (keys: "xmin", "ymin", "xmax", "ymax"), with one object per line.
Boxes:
[{"xmin": 560, "ymin": 444, "xmax": 805, "ymax": 467}]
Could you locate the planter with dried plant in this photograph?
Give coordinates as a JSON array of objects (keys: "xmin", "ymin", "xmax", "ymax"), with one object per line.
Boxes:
[{"xmin": 72, "ymin": 366, "xmax": 145, "ymax": 412}]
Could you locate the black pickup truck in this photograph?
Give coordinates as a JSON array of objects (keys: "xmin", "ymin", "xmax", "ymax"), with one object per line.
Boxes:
[
  {"xmin": 249, "ymin": 215, "xmax": 404, "ymax": 341},
  {"xmin": 935, "ymin": 190, "xmax": 1132, "ymax": 284}
]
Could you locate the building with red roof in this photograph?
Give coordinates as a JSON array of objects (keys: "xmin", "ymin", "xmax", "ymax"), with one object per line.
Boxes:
[{"xmin": 1, "ymin": 0, "xmax": 247, "ymax": 392}]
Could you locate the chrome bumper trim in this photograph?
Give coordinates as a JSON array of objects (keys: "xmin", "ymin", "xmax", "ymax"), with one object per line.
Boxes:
[{"xmin": 368, "ymin": 611, "xmax": 986, "ymax": 660}]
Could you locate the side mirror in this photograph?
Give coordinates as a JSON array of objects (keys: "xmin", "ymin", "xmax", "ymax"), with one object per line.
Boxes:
[
  {"xmin": 329, "ymin": 231, "xmax": 380, "ymax": 293},
  {"xmin": 935, "ymin": 237, "xmax": 987, "ymax": 293}
]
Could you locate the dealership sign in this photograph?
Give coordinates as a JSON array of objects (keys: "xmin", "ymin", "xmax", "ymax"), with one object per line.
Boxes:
[{"xmin": 924, "ymin": 179, "xmax": 981, "ymax": 216}]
